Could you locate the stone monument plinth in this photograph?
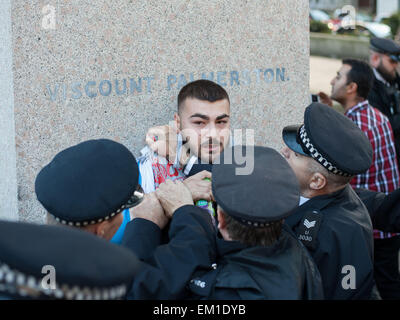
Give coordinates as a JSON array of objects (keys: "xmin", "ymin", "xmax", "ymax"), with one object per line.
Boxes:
[{"xmin": 0, "ymin": 0, "xmax": 310, "ymax": 222}]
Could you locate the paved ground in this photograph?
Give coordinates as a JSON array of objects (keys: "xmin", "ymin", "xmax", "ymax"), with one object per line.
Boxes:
[{"xmin": 310, "ymin": 55, "xmax": 342, "ymax": 95}]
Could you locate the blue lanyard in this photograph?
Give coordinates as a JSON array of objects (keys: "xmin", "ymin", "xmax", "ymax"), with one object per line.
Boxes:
[{"xmin": 110, "ymin": 209, "xmax": 131, "ymax": 244}]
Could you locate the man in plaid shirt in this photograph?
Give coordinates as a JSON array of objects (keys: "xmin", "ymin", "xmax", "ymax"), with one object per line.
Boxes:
[{"xmin": 319, "ymin": 58, "xmax": 400, "ymax": 299}]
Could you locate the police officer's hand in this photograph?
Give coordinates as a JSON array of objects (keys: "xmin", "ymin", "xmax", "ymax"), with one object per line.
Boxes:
[
  {"xmin": 318, "ymin": 92, "xmax": 333, "ymax": 107},
  {"xmin": 130, "ymin": 192, "xmax": 169, "ymax": 229},
  {"xmin": 155, "ymin": 180, "xmax": 194, "ymax": 218},
  {"xmin": 183, "ymin": 170, "xmax": 213, "ymax": 202}
]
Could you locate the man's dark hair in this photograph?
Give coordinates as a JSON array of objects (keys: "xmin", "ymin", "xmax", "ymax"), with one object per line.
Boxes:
[
  {"xmin": 222, "ymin": 211, "xmax": 283, "ymax": 247},
  {"xmin": 342, "ymin": 58, "xmax": 374, "ymax": 99},
  {"xmin": 177, "ymin": 80, "xmax": 230, "ymax": 113}
]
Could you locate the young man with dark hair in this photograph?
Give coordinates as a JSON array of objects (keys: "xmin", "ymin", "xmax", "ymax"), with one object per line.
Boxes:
[
  {"xmin": 139, "ymin": 79, "xmax": 231, "ymax": 204},
  {"xmin": 177, "ymin": 79, "xmax": 230, "ymax": 112},
  {"xmin": 328, "ymin": 58, "xmax": 399, "ymax": 193},
  {"xmin": 319, "ymin": 59, "xmax": 400, "ymax": 299},
  {"xmin": 175, "ymin": 79, "xmax": 230, "ymax": 165}
]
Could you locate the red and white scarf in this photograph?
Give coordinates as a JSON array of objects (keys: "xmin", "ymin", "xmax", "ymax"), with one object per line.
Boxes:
[{"xmin": 137, "ymin": 146, "xmax": 186, "ymax": 193}]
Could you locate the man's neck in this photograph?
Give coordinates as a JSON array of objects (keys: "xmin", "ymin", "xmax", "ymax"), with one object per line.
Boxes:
[
  {"xmin": 342, "ymin": 97, "xmax": 366, "ymax": 113},
  {"xmin": 301, "ymin": 189, "xmax": 326, "ymax": 199},
  {"xmin": 302, "ymin": 184, "xmax": 347, "ymax": 199}
]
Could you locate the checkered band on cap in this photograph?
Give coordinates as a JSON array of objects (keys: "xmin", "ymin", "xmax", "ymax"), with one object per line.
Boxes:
[
  {"xmin": 239, "ymin": 218, "xmax": 271, "ymax": 228},
  {"xmin": 0, "ymin": 262, "xmax": 127, "ymax": 300},
  {"xmin": 299, "ymin": 125, "xmax": 352, "ymax": 177},
  {"xmin": 51, "ymin": 190, "xmax": 144, "ymax": 227}
]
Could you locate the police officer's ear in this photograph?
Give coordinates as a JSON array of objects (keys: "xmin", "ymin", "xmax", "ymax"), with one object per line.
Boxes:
[
  {"xmin": 94, "ymin": 221, "xmax": 108, "ymax": 239},
  {"xmin": 81, "ymin": 221, "xmax": 107, "ymax": 238},
  {"xmin": 46, "ymin": 212, "xmax": 58, "ymax": 226},
  {"xmin": 217, "ymin": 207, "xmax": 226, "ymax": 229},
  {"xmin": 216, "ymin": 207, "xmax": 232, "ymax": 241},
  {"xmin": 92, "ymin": 215, "xmax": 123, "ymax": 241},
  {"xmin": 309, "ymin": 172, "xmax": 327, "ymax": 191},
  {"xmin": 370, "ymin": 51, "xmax": 381, "ymax": 68}
]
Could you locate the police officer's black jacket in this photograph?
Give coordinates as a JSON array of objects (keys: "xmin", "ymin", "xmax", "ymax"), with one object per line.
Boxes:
[
  {"xmin": 122, "ymin": 205, "xmax": 323, "ymax": 300},
  {"xmin": 188, "ymin": 224, "xmax": 323, "ymax": 300},
  {"xmin": 368, "ymin": 73, "xmax": 400, "ymax": 164},
  {"xmin": 123, "ymin": 205, "xmax": 216, "ymax": 300},
  {"xmin": 355, "ymin": 188, "xmax": 400, "ymax": 232},
  {"xmin": 285, "ymin": 185, "xmax": 374, "ymax": 300}
]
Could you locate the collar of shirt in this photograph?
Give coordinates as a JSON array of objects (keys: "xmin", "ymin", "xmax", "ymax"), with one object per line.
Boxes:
[
  {"xmin": 345, "ymin": 100, "xmax": 370, "ymax": 117},
  {"xmin": 110, "ymin": 208, "xmax": 131, "ymax": 244},
  {"xmin": 183, "ymin": 155, "xmax": 198, "ymax": 175},
  {"xmin": 373, "ymin": 68, "xmax": 390, "ymax": 87},
  {"xmin": 299, "ymin": 196, "xmax": 310, "ymax": 206}
]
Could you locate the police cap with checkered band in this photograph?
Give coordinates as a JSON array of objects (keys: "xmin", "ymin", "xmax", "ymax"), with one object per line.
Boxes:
[
  {"xmin": 212, "ymin": 146, "xmax": 300, "ymax": 227},
  {"xmin": 282, "ymin": 102, "xmax": 373, "ymax": 177},
  {"xmin": 35, "ymin": 139, "xmax": 143, "ymax": 227},
  {"xmin": 0, "ymin": 220, "xmax": 141, "ymax": 299}
]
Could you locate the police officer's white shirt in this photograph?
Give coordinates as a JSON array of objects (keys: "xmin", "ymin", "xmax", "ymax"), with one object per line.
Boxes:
[{"xmin": 299, "ymin": 196, "xmax": 310, "ymax": 206}]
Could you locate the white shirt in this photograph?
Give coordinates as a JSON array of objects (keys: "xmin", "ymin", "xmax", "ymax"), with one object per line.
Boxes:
[
  {"xmin": 373, "ymin": 68, "xmax": 390, "ymax": 87},
  {"xmin": 299, "ymin": 196, "xmax": 310, "ymax": 206}
]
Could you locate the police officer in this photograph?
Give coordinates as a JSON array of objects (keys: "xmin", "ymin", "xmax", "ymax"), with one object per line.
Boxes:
[
  {"xmin": 0, "ymin": 220, "xmax": 141, "ymax": 300},
  {"xmin": 369, "ymin": 37, "xmax": 400, "ymax": 165},
  {"xmin": 35, "ymin": 138, "xmax": 210, "ymax": 245},
  {"xmin": 123, "ymin": 146, "xmax": 324, "ymax": 299},
  {"xmin": 282, "ymin": 102, "xmax": 375, "ymax": 300},
  {"xmin": 368, "ymin": 37, "xmax": 400, "ymax": 300},
  {"xmin": 35, "ymin": 139, "xmax": 146, "ymax": 244}
]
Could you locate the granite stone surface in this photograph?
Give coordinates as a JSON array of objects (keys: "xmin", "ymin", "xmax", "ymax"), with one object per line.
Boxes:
[
  {"xmin": 10, "ymin": 0, "xmax": 310, "ymax": 222},
  {"xmin": 0, "ymin": 0, "xmax": 18, "ymax": 221}
]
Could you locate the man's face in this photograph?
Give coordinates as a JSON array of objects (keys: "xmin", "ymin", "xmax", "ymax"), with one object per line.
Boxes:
[
  {"xmin": 176, "ymin": 98, "xmax": 230, "ymax": 163},
  {"xmin": 330, "ymin": 64, "xmax": 351, "ymax": 103},
  {"xmin": 281, "ymin": 146, "xmax": 312, "ymax": 195},
  {"xmin": 377, "ymin": 53, "xmax": 398, "ymax": 82}
]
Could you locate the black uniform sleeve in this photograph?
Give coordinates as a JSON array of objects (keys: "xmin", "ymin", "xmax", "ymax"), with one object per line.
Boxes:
[
  {"xmin": 312, "ymin": 224, "xmax": 374, "ymax": 300},
  {"xmin": 355, "ymin": 188, "xmax": 400, "ymax": 232},
  {"xmin": 126, "ymin": 205, "xmax": 217, "ymax": 300},
  {"xmin": 186, "ymin": 163, "xmax": 212, "ymax": 177},
  {"xmin": 390, "ymin": 114, "xmax": 400, "ymax": 132},
  {"xmin": 372, "ymin": 188, "xmax": 400, "ymax": 232},
  {"xmin": 355, "ymin": 188, "xmax": 386, "ymax": 214},
  {"xmin": 302, "ymin": 248, "xmax": 325, "ymax": 300},
  {"xmin": 121, "ymin": 218, "xmax": 162, "ymax": 261}
]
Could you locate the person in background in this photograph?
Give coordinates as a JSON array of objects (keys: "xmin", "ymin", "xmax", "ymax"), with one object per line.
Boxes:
[
  {"xmin": 368, "ymin": 37, "xmax": 400, "ymax": 168},
  {"xmin": 319, "ymin": 58, "xmax": 400, "ymax": 300}
]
